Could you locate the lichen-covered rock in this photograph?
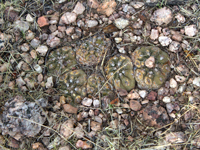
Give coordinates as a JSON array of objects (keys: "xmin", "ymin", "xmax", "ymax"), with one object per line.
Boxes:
[
  {"xmin": 46, "ymin": 46, "xmax": 77, "ymax": 76},
  {"xmin": 76, "ymin": 34, "xmax": 111, "ymax": 66},
  {"xmin": 104, "ymin": 55, "xmax": 135, "ymax": 91},
  {"xmin": 0, "ymin": 96, "xmax": 47, "ymax": 140},
  {"xmin": 60, "ymin": 70, "xmax": 87, "ymax": 103},
  {"xmin": 87, "ymin": 73, "xmax": 112, "ymax": 96},
  {"xmin": 132, "ymin": 46, "xmax": 170, "ymax": 90}
]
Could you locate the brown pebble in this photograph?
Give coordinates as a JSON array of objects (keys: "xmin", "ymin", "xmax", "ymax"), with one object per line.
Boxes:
[
  {"xmin": 63, "ymin": 104, "xmax": 78, "ymax": 114},
  {"xmin": 147, "ymin": 91, "xmax": 157, "ymax": 100}
]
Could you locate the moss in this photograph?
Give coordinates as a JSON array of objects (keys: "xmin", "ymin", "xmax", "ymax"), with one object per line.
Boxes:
[
  {"xmin": 104, "ymin": 55, "xmax": 135, "ymax": 91},
  {"xmin": 132, "ymin": 46, "xmax": 170, "ymax": 90}
]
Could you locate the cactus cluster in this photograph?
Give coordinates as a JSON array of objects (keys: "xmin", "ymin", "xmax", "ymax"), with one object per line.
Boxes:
[
  {"xmin": 76, "ymin": 34, "xmax": 111, "ymax": 66},
  {"xmin": 131, "ymin": 46, "xmax": 170, "ymax": 90},
  {"xmin": 104, "ymin": 55, "xmax": 135, "ymax": 91},
  {"xmin": 46, "ymin": 46, "xmax": 77, "ymax": 77}
]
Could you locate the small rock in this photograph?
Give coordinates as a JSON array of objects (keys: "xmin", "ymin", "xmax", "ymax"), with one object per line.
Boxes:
[
  {"xmin": 60, "ymin": 119, "xmax": 75, "ymax": 138},
  {"xmin": 16, "ymin": 76, "xmax": 26, "ymax": 87},
  {"xmin": 143, "ymin": 104, "xmax": 169, "ymax": 128},
  {"xmin": 36, "ymin": 45, "xmax": 48, "ymax": 56},
  {"xmin": 46, "ymin": 76, "xmax": 53, "ymax": 88},
  {"xmin": 185, "ymin": 25, "xmax": 198, "ymax": 37},
  {"xmin": 114, "ymin": 18, "xmax": 129, "ymax": 29},
  {"xmin": 82, "ymin": 97, "xmax": 93, "ymax": 106},
  {"xmin": 116, "ymin": 108, "xmax": 123, "ymax": 114},
  {"xmin": 74, "ymin": 126, "xmax": 84, "ymax": 138},
  {"xmin": 150, "ymin": 7, "xmax": 172, "ymax": 25},
  {"xmin": 158, "ymin": 36, "xmax": 172, "ymax": 46},
  {"xmin": 170, "ymin": 78, "xmax": 177, "ymax": 88},
  {"xmin": 21, "ymin": 43, "xmax": 29, "ymax": 52},
  {"xmin": 0, "ymin": 62, "xmax": 10, "ymax": 72},
  {"xmin": 88, "ymin": 0, "xmax": 99, "ymax": 9},
  {"xmin": 97, "ymin": 0, "xmax": 117, "ymax": 16},
  {"xmin": 85, "ymin": 20, "xmax": 98, "ymax": 28},
  {"xmin": 176, "ymin": 64, "xmax": 189, "ymax": 76},
  {"xmin": 63, "ymin": 104, "xmax": 78, "ymax": 114},
  {"xmin": 145, "ymin": 56, "xmax": 155, "ymax": 68},
  {"xmin": 8, "ymin": 137, "xmax": 19, "ymax": 149},
  {"xmin": 49, "ymin": 24, "xmax": 57, "ymax": 32},
  {"xmin": 193, "ymin": 77, "xmax": 200, "ymax": 87},
  {"xmin": 60, "ymin": 12, "xmax": 77, "ymax": 24},
  {"xmin": 34, "ymin": 64, "xmax": 42, "ymax": 73},
  {"xmin": 26, "ymin": 14, "xmax": 34, "ymax": 23},
  {"xmin": 30, "ymin": 38, "xmax": 41, "ymax": 48},
  {"xmin": 109, "ymin": 120, "xmax": 118, "ymax": 128},
  {"xmin": 37, "ymin": 74, "xmax": 43, "ymax": 83},
  {"xmin": 93, "ymin": 99, "xmax": 100, "ymax": 108},
  {"xmin": 59, "ymin": 145, "xmax": 71, "ymax": 150},
  {"xmin": 91, "ymin": 121, "xmax": 102, "ymax": 131},
  {"xmin": 76, "ymin": 140, "xmax": 92, "ymax": 149},
  {"xmin": 175, "ymin": 13, "xmax": 185, "ymax": 23},
  {"xmin": 175, "ymin": 75, "xmax": 186, "ymax": 83},
  {"xmin": 184, "ymin": 110, "xmax": 194, "ymax": 121},
  {"xmin": 73, "ymin": 2, "xmax": 85, "ymax": 15},
  {"xmin": 139, "ymin": 90, "xmax": 148, "ymax": 99},
  {"xmin": 26, "ymin": 30, "xmax": 35, "ymax": 40},
  {"xmin": 166, "ymin": 132, "xmax": 186, "ymax": 143},
  {"xmin": 30, "ymin": 50, "xmax": 37, "ymax": 59},
  {"xmin": 65, "ymin": 27, "xmax": 74, "ymax": 35},
  {"xmin": 127, "ymin": 89, "xmax": 140, "ymax": 99},
  {"xmin": 147, "ymin": 91, "xmax": 157, "ymax": 100},
  {"xmin": 117, "ymin": 88, "xmax": 128, "ymax": 96},
  {"xmin": 47, "ymin": 136, "xmax": 60, "ymax": 149},
  {"xmin": 15, "ymin": 20, "xmax": 29, "ymax": 32},
  {"xmin": 169, "ymin": 41, "xmax": 180, "ymax": 53},
  {"xmin": 115, "ymin": 37, "xmax": 122, "ymax": 43},
  {"xmin": 37, "ymin": 16, "xmax": 49, "ymax": 27},
  {"xmin": 46, "ymin": 35, "xmax": 60, "ymax": 47},
  {"xmin": 129, "ymin": 100, "xmax": 141, "ymax": 111},
  {"xmin": 172, "ymin": 33, "xmax": 183, "ymax": 42},
  {"xmin": 130, "ymin": 2, "xmax": 144, "ymax": 9},
  {"xmin": 163, "ymin": 96, "xmax": 171, "ymax": 103},
  {"xmin": 32, "ymin": 142, "xmax": 45, "ymax": 149},
  {"xmin": 150, "ymin": 29, "xmax": 159, "ymax": 40}
]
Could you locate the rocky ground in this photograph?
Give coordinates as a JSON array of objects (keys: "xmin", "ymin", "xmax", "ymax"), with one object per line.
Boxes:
[{"xmin": 0, "ymin": 0, "xmax": 200, "ymax": 149}]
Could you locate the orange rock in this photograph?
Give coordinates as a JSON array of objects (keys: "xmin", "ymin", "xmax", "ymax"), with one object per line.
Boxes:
[
  {"xmin": 63, "ymin": 104, "xmax": 78, "ymax": 114},
  {"xmin": 97, "ymin": 0, "xmax": 117, "ymax": 16},
  {"xmin": 37, "ymin": 16, "xmax": 49, "ymax": 27}
]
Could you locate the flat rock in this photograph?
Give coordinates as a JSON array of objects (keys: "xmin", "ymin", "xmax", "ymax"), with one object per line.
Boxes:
[
  {"xmin": 76, "ymin": 140, "xmax": 92, "ymax": 149},
  {"xmin": 60, "ymin": 119, "xmax": 75, "ymax": 138},
  {"xmin": 37, "ymin": 16, "xmax": 49, "ymax": 27},
  {"xmin": 72, "ymin": 2, "xmax": 85, "ymax": 15},
  {"xmin": 150, "ymin": 29, "xmax": 159, "ymax": 40},
  {"xmin": 129, "ymin": 100, "xmax": 141, "ymax": 111},
  {"xmin": 169, "ymin": 41, "xmax": 180, "ymax": 53},
  {"xmin": 147, "ymin": 91, "xmax": 157, "ymax": 100},
  {"xmin": 60, "ymin": 12, "xmax": 77, "ymax": 24},
  {"xmin": 185, "ymin": 25, "xmax": 198, "ymax": 37},
  {"xmin": 114, "ymin": 18, "xmax": 129, "ymax": 29},
  {"xmin": 85, "ymin": 20, "xmax": 98, "ymax": 28},
  {"xmin": 82, "ymin": 97, "xmax": 93, "ymax": 106},
  {"xmin": 193, "ymin": 77, "xmax": 200, "ymax": 87},
  {"xmin": 63, "ymin": 104, "xmax": 78, "ymax": 114},
  {"xmin": 143, "ymin": 104, "xmax": 169, "ymax": 128},
  {"xmin": 91, "ymin": 121, "xmax": 102, "ymax": 131},
  {"xmin": 36, "ymin": 45, "xmax": 48, "ymax": 56},
  {"xmin": 159, "ymin": 36, "xmax": 172, "ymax": 46}
]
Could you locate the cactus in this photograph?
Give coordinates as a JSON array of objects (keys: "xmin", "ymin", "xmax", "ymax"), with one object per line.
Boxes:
[
  {"xmin": 76, "ymin": 34, "xmax": 111, "ymax": 66},
  {"xmin": 104, "ymin": 55, "xmax": 135, "ymax": 91},
  {"xmin": 132, "ymin": 46, "xmax": 170, "ymax": 90},
  {"xmin": 87, "ymin": 73, "xmax": 112, "ymax": 96},
  {"xmin": 60, "ymin": 70, "xmax": 87, "ymax": 103},
  {"xmin": 46, "ymin": 46, "xmax": 77, "ymax": 76}
]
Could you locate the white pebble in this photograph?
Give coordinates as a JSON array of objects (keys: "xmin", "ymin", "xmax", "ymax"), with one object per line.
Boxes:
[{"xmin": 163, "ymin": 96, "xmax": 171, "ymax": 103}]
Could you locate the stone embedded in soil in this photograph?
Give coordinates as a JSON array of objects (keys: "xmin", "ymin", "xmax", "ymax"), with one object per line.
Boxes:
[
  {"xmin": 175, "ymin": 13, "xmax": 185, "ymax": 23},
  {"xmin": 63, "ymin": 104, "xmax": 78, "ymax": 114},
  {"xmin": 129, "ymin": 100, "xmax": 141, "ymax": 111},
  {"xmin": 193, "ymin": 77, "xmax": 200, "ymax": 87},
  {"xmin": 169, "ymin": 41, "xmax": 180, "ymax": 53},
  {"xmin": 166, "ymin": 132, "xmax": 186, "ymax": 143},
  {"xmin": 21, "ymin": 43, "xmax": 29, "ymax": 52},
  {"xmin": 147, "ymin": 91, "xmax": 157, "ymax": 101},
  {"xmin": 82, "ymin": 97, "xmax": 93, "ymax": 107},
  {"xmin": 114, "ymin": 18, "xmax": 129, "ymax": 29},
  {"xmin": 127, "ymin": 90, "xmax": 140, "ymax": 99},
  {"xmin": 172, "ymin": 33, "xmax": 183, "ymax": 42},
  {"xmin": 46, "ymin": 76, "xmax": 53, "ymax": 88},
  {"xmin": 150, "ymin": 7, "xmax": 172, "ymax": 26},
  {"xmin": 26, "ymin": 14, "xmax": 34, "ymax": 23},
  {"xmin": 158, "ymin": 36, "xmax": 172, "ymax": 46},
  {"xmin": 76, "ymin": 140, "xmax": 92, "ymax": 149},
  {"xmin": 88, "ymin": 0, "xmax": 99, "ymax": 9},
  {"xmin": 46, "ymin": 35, "xmax": 60, "ymax": 47},
  {"xmin": 93, "ymin": 99, "xmax": 100, "ymax": 108},
  {"xmin": 37, "ymin": 16, "xmax": 49, "ymax": 27},
  {"xmin": 72, "ymin": 2, "xmax": 85, "ymax": 15},
  {"xmin": 175, "ymin": 75, "xmax": 186, "ymax": 83},
  {"xmin": 162, "ymin": 96, "xmax": 171, "ymax": 103},
  {"xmin": 31, "ymin": 38, "xmax": 41, "ymax": 48},
  {"xmin": 15, "ymin": 20, "xmax": 29, "ymax": 32},
  {"xmin": 176, "ymin": 64, "xmax": 189, "ymax": 77},
  {"xmin": 97, "ymin": 0, "xmax": 117, "ymax": 16},
  {"xmin": 36, "ymin": 45, "xmax": 48, "ymax": 56},
  {"xmin": 170, "ymin": 78, "xmax": 177, "ymax": 88},
  {"xmin": 60, "ymin": 12, "xmax": 77, "ymax": 24},
  {"xmin": 150, "ymin": 29, "xmax": 159, "ymax": 40},
  {"xmin": 110, "ymin": 120, "xmax": 118, "ymax": 128},
  {"xmin": 60, "ymin": 119, "xmax": 75, "ymax": 138},
  {"xmin": 85, "ymin": 19, "xmax": 98, "ymax": 28},
  {"xmin": 142, "ymin": 104, "xmax": 169, "ymax": 128},
  {"xmin": 139, "ymin": 90, "xmax": 148, "ymax": 99},
  {"xmin": 0, "ymin": 96, "xmax": 47, "ymax": 140},
  {"xmin": 117, "ymin": 88, "xmax": 128, "ymax": 96},
  {"xmin": 184, "ymin": 25, "xmax": 198, "ymax": 37},
  {"xmin": 91, "ymin": 121, "xmax": 102, "ymax": 131},
  {"xmin": 74, "ymin": 126, "xmax": 84, "ymax": 138}
]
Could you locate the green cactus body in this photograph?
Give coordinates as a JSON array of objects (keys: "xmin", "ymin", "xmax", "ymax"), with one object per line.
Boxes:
[
  {"xmin": 132, "ymin": 46, "xmax": 170, "ymax": 90},
  {"xmin": 60, "ymin": 70, "xmax": 87, "ymax": 103},
  {"xmin": 87, "ymin": 73, "xmax": 112, "ymax": 96},
  {"xmin": 76, "ymin": 34, "xmax": 111, "ymax": 66},
  {"xmin": 104, "ymin": 55, "xmax": 135, "ymax": 91},
  {"xmin": 46, "ymin": 46, "xmax": 77, "ymax": 76}
]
